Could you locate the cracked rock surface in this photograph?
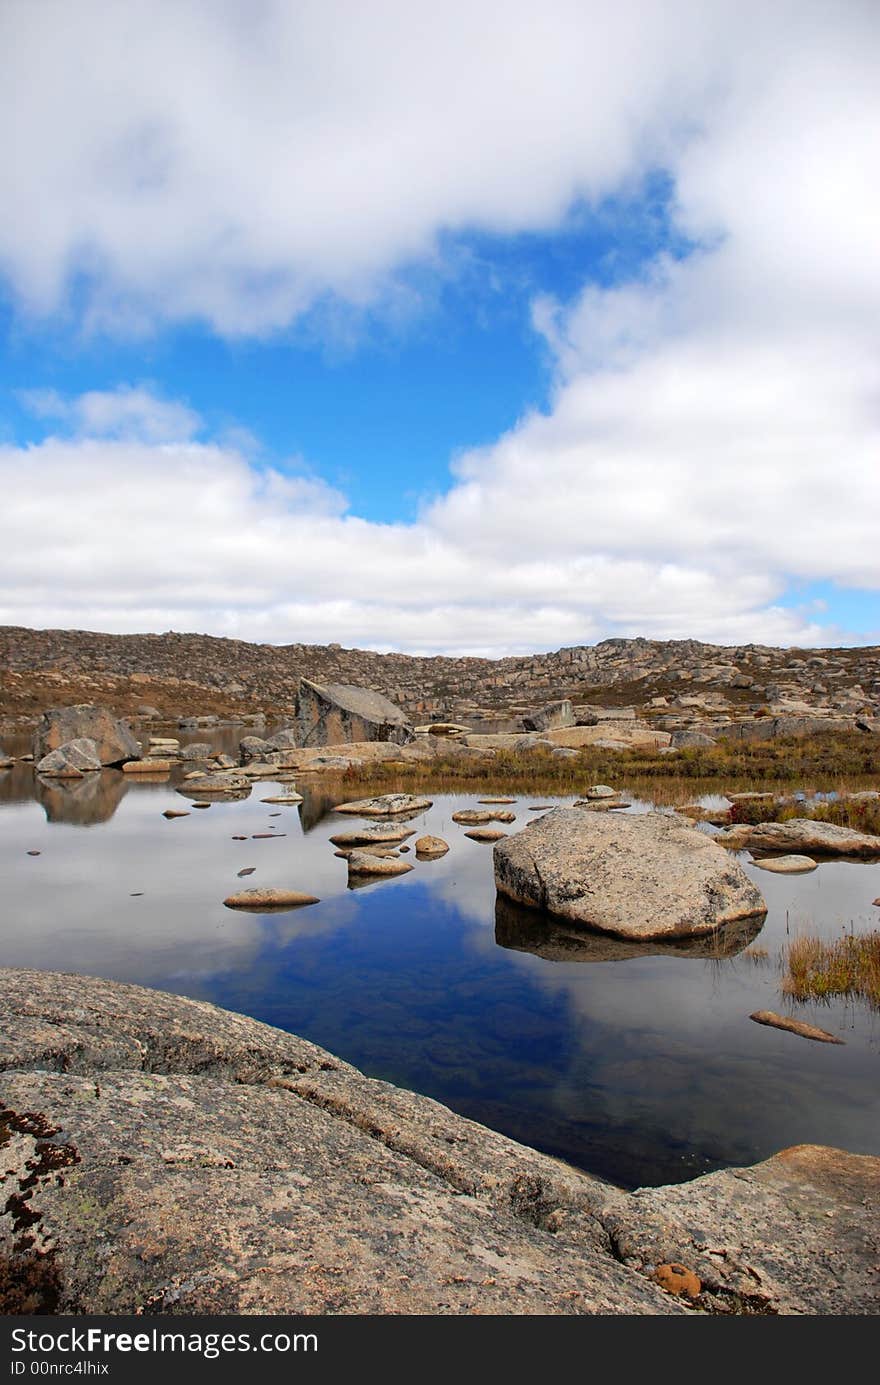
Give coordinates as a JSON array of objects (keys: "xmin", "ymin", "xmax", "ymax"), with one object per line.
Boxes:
[{"xmin": 1, "ymin": 969, "xmax": 877, "ymax": 1315}]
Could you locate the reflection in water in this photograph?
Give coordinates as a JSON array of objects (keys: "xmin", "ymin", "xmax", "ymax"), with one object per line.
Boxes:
[
  {"xmin": 2, "ymin": 767, "xmax": 879, "ymax": 1190},
  {"xmin": 494, "ymin": 895, "xmax": 766, "ymax": 964},
  {"xmin": 35, "ymin": 769, "xmax": 130, "ymax": 826}
]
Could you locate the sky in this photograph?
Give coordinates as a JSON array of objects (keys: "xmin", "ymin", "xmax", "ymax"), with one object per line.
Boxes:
[{"xmin": 1, "ymin": 0, "xmax": 878, "ymax": 657}]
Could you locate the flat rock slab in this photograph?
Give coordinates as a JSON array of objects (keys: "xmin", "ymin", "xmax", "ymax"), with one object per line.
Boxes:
[
  {"xmin": 452, "ymin": 809, "xmax": 516, "ymax": 825},
  {"xmin": 223, "ymin": 888, "xmax": 320, "ymax": 911},
  {"xmin": 0, "ymin": 970, "xmax": 875, "ymax": 1315},
  {"xmin": 717, "ymin": 818, "xmax": 880, "ymax": 858},
  {"xmin": 330, "ymin": 826, "xmax": 416, "ymax": 847},
  {"xmin": 346, "ymin": 851, "xmax": 414, "ymax": 878},
  {"xmin": 750, "ymin": 1010, "xmax": 844, "ymax": 1043},
  {"xmin": 465, "ymin": 827, "xmax": 508, "ymax": 842},
  {"xmin": 333, "ymin": 794, "xmax": 433, "ymax": 817},
  {"xmin": 751, "ymin": 854, "xmax": 818, "ymax": 874},
  {"xmin": 493, "ymin": 808, "xmax": 767, "ymax": 940},
  {"xmin": 123, "ymin": 758, "xmax": 174, "ymax": 773}
]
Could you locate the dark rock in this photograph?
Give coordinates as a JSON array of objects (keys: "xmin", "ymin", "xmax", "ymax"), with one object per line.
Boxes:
[{"xmin": 522, "ymin": 699, "xmax": 575, "ymax": 732}]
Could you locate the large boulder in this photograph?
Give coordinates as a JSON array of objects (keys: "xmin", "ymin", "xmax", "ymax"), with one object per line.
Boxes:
[
  {"xmin": 35, "ymin": 737, "xmax": 103, "ymax": 778},
  {"xmin": 34, "ymin": 705, "xmax": 141, "ymax": 766},
  {"xmin": 493, "ymin": 807, "xmax": 766, "ymax": 940},
  {"xmin": 295, "ymin": 678, "xmax": 413, "ymax": 747},
  {"xmin": 522, "ymin": 699, "xmax": 575, "ymax": 732}
]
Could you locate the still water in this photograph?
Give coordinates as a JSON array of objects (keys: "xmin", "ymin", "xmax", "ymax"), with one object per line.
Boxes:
[{"xmin": 1, "ymin": 739, "xmax": 878, "ymax": 1190}]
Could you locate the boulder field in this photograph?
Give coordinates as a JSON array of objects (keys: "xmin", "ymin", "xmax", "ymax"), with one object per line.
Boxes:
[{"xmin": 1, "ymin": 970, "xmax": 878, "ymax": 1315}]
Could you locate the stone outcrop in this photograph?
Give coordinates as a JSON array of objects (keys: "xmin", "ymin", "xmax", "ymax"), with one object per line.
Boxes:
[
  {"xmin": 522, "ymin": 699, "xmax": 575, "ymax": 732},
  {"xmin": 493, "ymin": 808, "xmax": 767, "ymax": 940},
  {"xmin": 1, "ymin": 970, "xmax": 876, "ymax": 1315},
  {"xmin": 33, "ymin": 704, "xmax": 141, "ymax": 766},
  {"xmin": 295, "ymin": 678, "xmax": 412, "ymax": 747}
]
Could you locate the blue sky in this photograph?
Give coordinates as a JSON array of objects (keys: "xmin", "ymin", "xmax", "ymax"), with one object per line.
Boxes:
[{"xmin": 0, "ymin": 2, "xmax": 877, "ymax": 656}]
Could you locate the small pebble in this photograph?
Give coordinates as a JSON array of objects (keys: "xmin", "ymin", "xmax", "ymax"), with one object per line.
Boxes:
[
  {"xmin": 252, "ymin": 833, "xmax": 286, "ymax": 839},
  {"xmin": 130, "ymin": 892, "xmax": 144, "ymax": 897},
  {"xmin": 27, "ymin": 849, "xmax": 41, "ymax": 856},
  {"xmin": 237, "ymin": 867, "xmax": 256, "ymax": 877}
]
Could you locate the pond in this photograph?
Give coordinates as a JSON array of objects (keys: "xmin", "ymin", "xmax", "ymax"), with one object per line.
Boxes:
[{"xmin": 1, "ymin": 734, "xmax": 878, "ymax": 1191}]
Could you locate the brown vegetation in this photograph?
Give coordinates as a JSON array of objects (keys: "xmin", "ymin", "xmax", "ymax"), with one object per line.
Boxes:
[{"xmin": 783, "ymin": 931, "xmax": 880, "ymax": 1009}]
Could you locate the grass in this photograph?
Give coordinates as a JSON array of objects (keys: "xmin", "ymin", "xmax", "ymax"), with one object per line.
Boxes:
[
  {"xmin": 333, "ymin": 729, "xmax": 879, "ymax": 799},
  {"xmin": 782, "ymin": 931, "xmax": 880, "ymax": 1009}
]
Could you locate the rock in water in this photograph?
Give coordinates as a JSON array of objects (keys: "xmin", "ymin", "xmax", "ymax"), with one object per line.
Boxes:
[
  {"xmin": 493, "ymin": 808, "xmax": 767, "ymax": 940},
  {"xmin": 34, "ymin": 705, "xmax": 141, "ymax": 766},
  {"xmin": 347, "ymin": 850, "xmax": 414, "ymax": 878},
  {"xmin": 224, "ymin": 888, "xmax": 320, "ymax": 911},
  {"xmin": 717, "ymin": 819, "xmax": 880, "ymax": 859},
  {"xmin": 332, "ymin": 794, "xmax": 432, "ymax": 817},
  {"xmin": 751, "ymin": 855, "xmax": 818, "ymax": 874},
  {"xmin": 414, "ymin": 835, "xmax": 450, "ymax": 858},
  {"xmin": 330, "ymin": 826, "xmax": 416, "ymax": 846},
  {"xmin": 522, "ymin": 699, "xmax": 575, "ymax": 732},
  {"xmin": 465, "ymin": 827, "xmax": 508, "ymax": 842},
  {"xmin": 750, "ymin": 1011, "xmax": 844, "ymax": 1044},
  {"xmin": 295, "ymin": 677, "xmax": 413, "ymax": 747},
  {"xmin": 35, "ymin": 737, "xmax": 103, "ymax": 777},
  {"xmin": 452, "ymin": 809, "xmax": 516, "ymax": 824}
]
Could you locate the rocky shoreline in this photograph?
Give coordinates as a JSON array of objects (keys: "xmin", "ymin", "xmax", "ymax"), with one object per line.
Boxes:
[{"xmin": 1, "ymin": 969, "xmax": 878, "ymax": 1315}]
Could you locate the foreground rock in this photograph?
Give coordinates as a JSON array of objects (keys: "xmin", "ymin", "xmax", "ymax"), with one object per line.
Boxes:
[
  {"xmin": 1, "ymin": 970, "xmax": 876, "ymax": 1315},
  {"xmin": 35, "ymin": 737, "xmax": 102, "ymax": 777},
  {"xmin": 295, "ymin": 678, "xmax": 413, "ymax": 747},
  {"xmin": 34, "ymin": 705, "xmax": 141, "ymax": 766},
  {"xmin": 716, "ymin": 818, "xmax": 880, "ymax": 859},
  {"xmin": 493, "ymin": 808, "xmax": 767, "ymax": 940},
  {"xmin": 333, "ymin": 794, "xmax": 433, "ymax": 817}
]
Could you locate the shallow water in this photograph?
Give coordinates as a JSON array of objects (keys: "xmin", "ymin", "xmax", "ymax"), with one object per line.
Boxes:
[{"xmin": 1, "ymin": 738, "xmax": 878, "ymax": 1190}]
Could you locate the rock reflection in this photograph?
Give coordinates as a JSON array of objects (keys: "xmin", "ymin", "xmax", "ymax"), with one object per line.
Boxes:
[
  {"xmin": 494, "ymin": 894, "xmax": 766, "ymax": 964},
  {"xmin": 35, "ymin": 769, "xmax": 129, "ymax": 825}
]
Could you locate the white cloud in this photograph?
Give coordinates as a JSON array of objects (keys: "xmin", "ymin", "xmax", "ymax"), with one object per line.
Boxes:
[
  {"xmin": 1, "ymin": 2, "xmax": 878, "ymax": 651},
  {"xmin": 19, "ymin": 385, "xmax": 202, "ymax": 444}
]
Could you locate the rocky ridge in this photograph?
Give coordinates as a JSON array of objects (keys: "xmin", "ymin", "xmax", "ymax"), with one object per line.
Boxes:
[{"xmin": 2, "ymin": 625, "xmax": 879, "ymax": 730}]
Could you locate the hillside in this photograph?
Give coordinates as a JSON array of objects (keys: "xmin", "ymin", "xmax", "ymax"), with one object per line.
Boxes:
[{"xmin": 1, "ymin": 624, "xmax": 878, "ymax": 729}]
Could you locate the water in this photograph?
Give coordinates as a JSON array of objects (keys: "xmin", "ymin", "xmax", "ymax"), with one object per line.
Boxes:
[{"xmin": 1, "ymin": 738, "xmax": 878, "ymax": 1190}]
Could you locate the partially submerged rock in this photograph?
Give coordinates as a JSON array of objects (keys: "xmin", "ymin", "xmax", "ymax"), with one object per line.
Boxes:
[
  {"xmin": 34, "ymin": 705, "xmax": 141, "ymax": 766},
  {"xmin": 333, "ymin": 794, "xmax": 432, "ymax": 817},
  {"xmin": 464, "ymin": 827, "xmax": 508, "ymax": 842},
  {"xmin": 716, "ymin": 819, "xmax": 880, "ymax": 859},
  {"xmin": 750, "ymin": 1010, "xmax": 844, "ymax": 1044},
  {"xmin": 751, "ymin": 855, "xmax": 818, "ymax": 874},
  {"xmin": 346, "ymin": 851, "xmax": 414, "ymax": 879},
  {"xmin": 123, "ymin": 758, "xmax": 175, "ymax": 773},
  {"xmin": 493, "ymin": 808, "xmax": 767, "ymax": 940},
  {"xmin": 414, "ymin": 834, "xmax": 450, "ymax": 859},
  {"xmin": 223, "ymin": 888, "xmax": 320, "ymax": 911},
  {"xmin": 452, "ymin": 809, "xmax": 516, "ymax": 825},
  {"xmin": 35, "ymin": 738, "xmax": 102, "ymax": 778},
  {"xmin": 295, "ymin": 678, "xmax": 413, "ymax": 747},
  {"xmin": 330, "ymin": 826, "xmax": 416, "ymax": 847}
]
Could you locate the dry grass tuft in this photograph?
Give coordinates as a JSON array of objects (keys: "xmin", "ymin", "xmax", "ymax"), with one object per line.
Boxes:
[{"xmin": 782, "ymin": 931, "xmax": 880, "ymax": 1009}]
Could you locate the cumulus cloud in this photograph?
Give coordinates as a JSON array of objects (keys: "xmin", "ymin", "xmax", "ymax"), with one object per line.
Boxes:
[
  {"xmin": 19, "ymin": 385, "xmax": 202, "ymax": 444},
  {"xmin": 1, "ymin": 1, "xmax": 878, "ymax": 651}
]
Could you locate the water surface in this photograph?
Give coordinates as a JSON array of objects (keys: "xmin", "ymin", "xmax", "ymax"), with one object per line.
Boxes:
[{"xmin": 1, "ymin": 740, "xmax": 878, "ymax": 1189}]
